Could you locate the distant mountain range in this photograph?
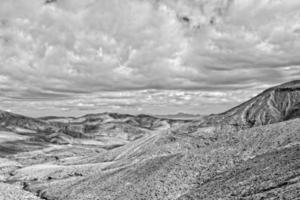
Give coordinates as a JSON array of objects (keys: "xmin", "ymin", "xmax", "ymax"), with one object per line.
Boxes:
[
  {"xmin": 155, "ymin": 112, "xmax": 203, "ymax": 119},
  {"xmin": 0, "ymin": 111, "xmax": 169, "ymax": 147},
  {"xmin": 1, "ymin": 80, "xmax": 300, "ymax": 144}
]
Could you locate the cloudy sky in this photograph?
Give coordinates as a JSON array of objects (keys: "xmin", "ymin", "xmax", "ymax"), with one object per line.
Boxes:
[{"xmin": 0, "ymin": 0, "xmax": 300, "ymax": 117}]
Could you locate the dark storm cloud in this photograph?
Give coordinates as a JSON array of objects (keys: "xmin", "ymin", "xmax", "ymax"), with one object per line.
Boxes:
[
  {"xmin": 45, "ymin": 0, "xmax": 57, "ymax": 4},
  {"xmin": 12, "ymin": 89, "xmax": 71, "ymax": 101}
]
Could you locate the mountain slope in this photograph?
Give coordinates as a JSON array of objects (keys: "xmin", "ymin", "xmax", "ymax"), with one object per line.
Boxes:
[
  {"xmin": 0, "ymin": 111, "xmax": 169, "ymax": 154},
  {"xmin": 0, "ymin": 111, "xmax": 54, "ymax": 132},
  {"xmin": 179, "ymin": 144, "xmax": 300, "ymax": 200},
  {"xmin": 206, "ymin": 80, "xmax": 300, "ymax": 128}
]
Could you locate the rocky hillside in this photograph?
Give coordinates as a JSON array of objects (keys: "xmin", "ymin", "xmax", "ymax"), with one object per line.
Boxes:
[
  {"xmin": 206, "ymin": 80, "xmax": 300, "ymax": 128},
  {"xmin": 179, "ymin": 144, "xmax": 300, "ymax": 200},
  {"xmin": 0, "ymin": 111, "xmax": 54, "ymax": 132},
  {"xmin": 0, "ymin": 111, "xmax": 171, "ymax": 153}
]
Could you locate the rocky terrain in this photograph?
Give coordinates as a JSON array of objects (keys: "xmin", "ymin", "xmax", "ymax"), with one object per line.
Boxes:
[{"xmin": 0, "ymin": 81, "xmax": 299, "ymax": 200}]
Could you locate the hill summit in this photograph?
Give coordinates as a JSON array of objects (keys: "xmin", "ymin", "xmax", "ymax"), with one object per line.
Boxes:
[{"xmin": 207, "ymin": 80, "xmax": 300, "ymax": 127}]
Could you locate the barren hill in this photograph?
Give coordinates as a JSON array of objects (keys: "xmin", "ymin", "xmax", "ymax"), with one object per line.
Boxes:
[{"xmin": 206, "ymin": 80, "xmax": 300, "ymax": 128}]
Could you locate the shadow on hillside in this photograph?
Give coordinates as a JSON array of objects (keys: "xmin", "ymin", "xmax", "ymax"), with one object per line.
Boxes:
[{"xmin": 0, "ymin": 140, "xmax": 48, "ymax": 157}]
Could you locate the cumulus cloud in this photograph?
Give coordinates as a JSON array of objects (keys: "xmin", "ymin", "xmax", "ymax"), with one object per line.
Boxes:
[{"xmin": 0, "ymin": 0, "xmax": 299, "ymax": 116}]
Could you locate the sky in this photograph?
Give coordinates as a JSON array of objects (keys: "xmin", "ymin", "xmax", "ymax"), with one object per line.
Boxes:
[{"xmin": 0, "ymin": 0, "xmax": 300, "ymax": 117}]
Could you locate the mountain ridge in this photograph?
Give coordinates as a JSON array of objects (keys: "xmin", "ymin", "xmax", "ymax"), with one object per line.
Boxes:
[{"xmin": 205, "ymin": 80, "xmax": 300, "ymax": 128}]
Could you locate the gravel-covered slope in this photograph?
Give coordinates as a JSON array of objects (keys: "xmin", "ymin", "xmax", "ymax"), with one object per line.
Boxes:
[{"xmin": 179, "ymin": 145, "xmax": 300, "ymax": 200}]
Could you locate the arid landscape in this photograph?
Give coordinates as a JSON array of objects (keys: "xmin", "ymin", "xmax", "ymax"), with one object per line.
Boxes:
[
  {"xmin": 1, "ymin": 1, "xmax": 300, "ymax": 199},
  {"xmin": 0, "ymin": 80, "xmax": 299, "ymax": 200}
]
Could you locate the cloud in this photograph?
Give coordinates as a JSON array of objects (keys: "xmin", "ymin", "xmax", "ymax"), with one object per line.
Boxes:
[{"xmin": 0, "ymin": 0, "xmax": 299, "ymax": 116}]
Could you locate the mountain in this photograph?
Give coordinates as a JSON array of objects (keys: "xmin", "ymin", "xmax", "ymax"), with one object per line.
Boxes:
[
  {"xmin": 0, "ymin": 110, "xmax": 54, "ymax": 132},
  {"xmin": 0, "ymin": 81, "xmax": 299, "ymax": 200},
  {"xmin": 0, "ymin": 111, "xmax": 170, "ymax": 154},
  {"xmin": 205, "ymin": 80, "xmax": 300, "ymax": 128}
]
